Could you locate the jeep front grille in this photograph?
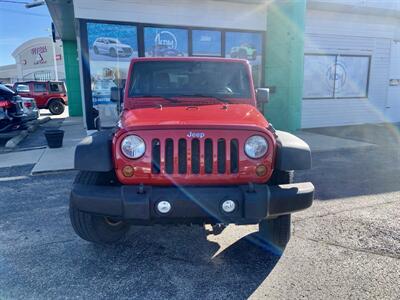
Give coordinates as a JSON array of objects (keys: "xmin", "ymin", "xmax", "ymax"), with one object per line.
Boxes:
[{"xmin": 151, "ymin": 137, "xmax": 240, "ymax": 175}]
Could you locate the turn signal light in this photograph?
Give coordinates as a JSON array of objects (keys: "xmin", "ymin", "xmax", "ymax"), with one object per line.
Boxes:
[
  {"xmin": 255, "ymin": 165, "xmax": 267, "ymax": 177},
  {"xmin": 122, "ymin": 165, "xmax": 134, "ymax": 177}
]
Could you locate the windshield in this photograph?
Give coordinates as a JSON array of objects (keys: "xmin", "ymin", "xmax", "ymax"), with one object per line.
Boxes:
[{"xmin": 128, "ymin": 61, "xmax": 251, "ymax": 99}]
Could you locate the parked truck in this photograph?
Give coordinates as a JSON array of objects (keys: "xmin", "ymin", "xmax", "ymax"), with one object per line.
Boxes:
[{"xmin": 70, "ymin": 57, "xmax": 314, "ymax": 251}]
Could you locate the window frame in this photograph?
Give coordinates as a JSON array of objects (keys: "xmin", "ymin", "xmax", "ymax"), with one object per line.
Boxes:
[
  {"xmin": 303, "ymin": 53, "xmax": 371, "ymax": 100},
  {"xmin": 79, "ymin": 18, "xmax": 265, "ymax": 129}
]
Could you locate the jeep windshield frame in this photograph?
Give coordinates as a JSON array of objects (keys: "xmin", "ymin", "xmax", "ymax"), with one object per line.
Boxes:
[{"xmin": 127, "ymin": 60, "xmax": 253, "ymax": 104}]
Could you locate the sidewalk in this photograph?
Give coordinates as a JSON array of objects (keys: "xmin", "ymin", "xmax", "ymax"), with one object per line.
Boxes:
[
  {"xmin": 295, "ymin": 131, "xmax": 375, "ymax": 152},
  {"xmin": 30, "ymin": 117, "xmax": 86, "ymax": 174}
]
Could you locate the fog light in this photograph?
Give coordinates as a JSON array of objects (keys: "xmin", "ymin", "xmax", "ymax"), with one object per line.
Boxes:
[
  {"xmin": 255, "ymin": 165, "xmax": 267, "ymax": 177},
  {"xmin": 222, "ymin": 200, "xmax": 236, "ymax": 213},
  {"xmin": 157, "ymin": 201, "xmax": 171, "ymax": 214},
  {"xmin": 122, "ymin": 165, "xmax": 134, "ymax": 177}
]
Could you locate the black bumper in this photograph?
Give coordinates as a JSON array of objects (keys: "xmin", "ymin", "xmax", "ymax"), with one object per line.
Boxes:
[{"xmin": 70, "ymin": 182, "xmax": 314, "ymax": 225}]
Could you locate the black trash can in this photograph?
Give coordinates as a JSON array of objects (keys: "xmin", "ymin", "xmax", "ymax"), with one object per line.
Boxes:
[{"xmin": 44, "ymin": 129, "xmax": 64, "ymax": 148}]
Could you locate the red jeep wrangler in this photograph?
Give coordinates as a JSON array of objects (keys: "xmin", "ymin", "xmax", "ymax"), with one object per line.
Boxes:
[
  {"xmin": 70, "ymin": 57, "xmax": 314, "ymax": 251},
  {"xmin": 13, "ymin": 81, "xmax": 68, "ymax": 115}
]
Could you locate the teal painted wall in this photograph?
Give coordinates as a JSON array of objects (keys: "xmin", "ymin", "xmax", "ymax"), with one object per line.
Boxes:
[
  {"xmin": 264, "ymin": 0, "xmax": 306, "ymax": 132},
  {"xmin": 62, "ymin": 40, "xmax": 83, "ymax": 116}
]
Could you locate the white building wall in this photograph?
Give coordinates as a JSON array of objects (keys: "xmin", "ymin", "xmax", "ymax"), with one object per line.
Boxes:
[
  {"xmin": 73, "ymin": 0, "xmax": 267, "ymax": 31},
  {"xmin": 302, "ymin": 9, "xmax": 398, "ymax": 128}
]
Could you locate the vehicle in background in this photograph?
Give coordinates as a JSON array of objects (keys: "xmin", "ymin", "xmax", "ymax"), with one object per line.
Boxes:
[
  {"xmin": 3, "ymin": 83, "xmax": 14, "ymax": 90},
  {"xmin": 92, "ymin": 79, "xmax": 117, "ymax": 105},
  {"xmin": 230, "ymin": 44, "xmax": 257, "ymax": 60},
  {"xmin": 13, "ymin": 81, "xmax": 68, "ymax": 115},
  {"xmin": 93, "ymin": 37, "xmax": 133, "ymax": 57},
  {"xmin": 0, "ymin": 84, "xmax": 25, "ymax": 133},
  {"xmin": 149, "ymin": 44, "xmax": 184, "ymax": 57}
]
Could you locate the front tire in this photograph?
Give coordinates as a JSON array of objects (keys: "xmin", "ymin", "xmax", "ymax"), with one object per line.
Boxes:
[
  {"xmin": 258, "ymin": 215, "xmax": 291, "ymax": 250},
  {"xmin": 256, "ymin": 169, "xmax": 294, "ymax": 252},
  {"xmin": 69, "ymin": 171, "xmax": 128, "ymax": 244},
  {"xmin": 48, "ymin": 99, "xmax": 65, "ymax": 115}
]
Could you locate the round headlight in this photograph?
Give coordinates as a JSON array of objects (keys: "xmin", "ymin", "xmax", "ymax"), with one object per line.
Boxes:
[
  {"xmin": 244, "ymin": 135, "xmax": 268, "ymax": 159},
  {"xmin": 121, "ymin": 135, "xmax": 145, "ymax": 159}
]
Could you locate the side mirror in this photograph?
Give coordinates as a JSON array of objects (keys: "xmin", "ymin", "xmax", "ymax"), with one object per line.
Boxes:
[
  {"xmin": 256, "ymin": 88, "xmax": 269, "ymax": 104},
  {"xmin": 110, "ymin": 87, "xmax": 123, "ymax": 103}
]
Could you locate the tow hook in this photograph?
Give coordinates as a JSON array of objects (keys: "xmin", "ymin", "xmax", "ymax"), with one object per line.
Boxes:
[{"xmin": 206, "ymin": 223, "xmax": 226, "ymax": 235}]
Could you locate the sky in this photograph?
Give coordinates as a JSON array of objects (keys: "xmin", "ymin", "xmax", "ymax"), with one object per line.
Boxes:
[{"xmin": 0, "ymin": 0, "xmax": 52, "ymax": 66}]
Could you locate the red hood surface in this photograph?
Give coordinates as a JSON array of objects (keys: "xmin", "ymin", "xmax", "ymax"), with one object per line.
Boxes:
[{"xmin": 120, "ymin": 104, "xmax": 268, "ymax": 130}]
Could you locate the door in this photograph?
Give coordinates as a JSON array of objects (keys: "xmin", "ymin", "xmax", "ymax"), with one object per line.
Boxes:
[
  {"xmin": 386, "ymin": 40, "xmax": 400, "ymax": 122},
  {"xmin": 32, "ymin": 82, "xmax": 49, "ymax": 108}
]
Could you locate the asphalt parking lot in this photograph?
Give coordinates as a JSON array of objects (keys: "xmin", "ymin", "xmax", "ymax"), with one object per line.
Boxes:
[{"xmin": 0, "ymin": 125, "xmax": 399, "ymax": 299}]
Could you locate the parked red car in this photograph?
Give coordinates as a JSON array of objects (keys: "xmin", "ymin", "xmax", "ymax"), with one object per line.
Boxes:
[{"xmin": 13, "ymin": 81, "xmax": 68, "ymax": 115}]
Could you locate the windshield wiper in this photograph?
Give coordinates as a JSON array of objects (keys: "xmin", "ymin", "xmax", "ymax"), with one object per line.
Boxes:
[
  {"xmin": 134, "ymin": 95, "xmax": 180, "ymax": 103},
  {"xmin": 178, "ymin": 94, "xmax": 232, "ymax": 104}
]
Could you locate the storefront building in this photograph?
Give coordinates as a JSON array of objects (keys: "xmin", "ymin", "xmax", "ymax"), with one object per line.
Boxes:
[
  {"xmin": 45, "ymin": 0, "xmax": 400, "ymax": 131},
  {"xmin": 0, "ymin": 37, "xmax": 65, "ymax": 83}
]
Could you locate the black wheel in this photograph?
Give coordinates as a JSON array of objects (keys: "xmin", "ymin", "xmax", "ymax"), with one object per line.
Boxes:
[
  {"xmin": 93, "ymin": 46, "xmax": 99, "ymax": 54},
  {"xmin": 48, "ymin": 100, "xmax": 65, "ymax": 115},
  {"xmin": 268, "ymin": 170, "xmax": 294, "ymax": 185},
  {"xmin": 109, "ymin": 48, "xmax": 117, "ymax": 57},
  {"xmin": 69, "ymin": 171, "xmax": 128, "ymax": 244},
  {"xmin": 256, "ymin": 170, "xmax": 294, "ymax": 252},
  {"xmin": 258, "ymin": 215, "xmax": 291, "ymax": 250}
]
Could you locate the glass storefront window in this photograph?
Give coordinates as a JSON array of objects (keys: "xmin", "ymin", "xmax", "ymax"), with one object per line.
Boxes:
[
  {"xmin": 303, "ymin": 54, "xmax": 370, "ymax": 99},
  {"xmin": 225, "ymin": 31, "xmax": 263, "ymax": 87},
  {"xmin": 192, "ymin": 30, "xmax": 221, "ymax": 56},
  {"xmin": 87, "ymin": 22, "xmax": 138, "ymax": 126},
  {"xmin": 144, "ymin": 27, "xmax": 188, "ymax": 57}
]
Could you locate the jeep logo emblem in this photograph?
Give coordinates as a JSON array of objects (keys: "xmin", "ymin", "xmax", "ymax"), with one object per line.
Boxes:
[{"xmin": 187, "ymin": 132, "xmax": 205, "ymax": 138}]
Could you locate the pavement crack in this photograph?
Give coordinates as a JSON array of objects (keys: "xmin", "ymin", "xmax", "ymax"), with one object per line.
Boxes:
[
  {"xmin": 295, "ymin": 234, "xmax": 400, "ymax": 261},
  {"xmin": 294, "ymin": 199, "xmax": 399, "ymax": 222},
  {"xmin": 35, "ymin": 239, "xmax": 75, "ymax": 247}
]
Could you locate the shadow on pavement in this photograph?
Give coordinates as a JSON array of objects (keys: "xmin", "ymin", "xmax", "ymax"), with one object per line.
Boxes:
[
  {"xmin": 296, "ymin": 124, "xmax": 400, "ymax": 200},
  {"xmin": 67, "ymin": 226, "xmax": 281, "ymax": 299}
]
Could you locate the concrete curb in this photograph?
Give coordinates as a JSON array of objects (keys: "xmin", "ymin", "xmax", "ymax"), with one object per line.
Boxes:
[
  {"xmin": 5, "ymin": 130, "xmax": 28, "ymax": 149},
  {"xmin": 3, "ymin": 117, "xmax": 51, "ymax": 149}
]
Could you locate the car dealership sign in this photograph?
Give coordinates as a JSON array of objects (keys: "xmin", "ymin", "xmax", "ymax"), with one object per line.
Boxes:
[{"xmin": 17, "ymin": 42, "xmax": 62, "ymax": 69}]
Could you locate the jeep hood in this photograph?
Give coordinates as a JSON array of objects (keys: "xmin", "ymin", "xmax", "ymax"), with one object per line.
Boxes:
[{"xmin": 120, "ymin": 104, "xmax": 268, "ymax": 129}]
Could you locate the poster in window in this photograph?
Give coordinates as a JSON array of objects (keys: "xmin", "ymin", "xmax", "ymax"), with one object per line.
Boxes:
[
  {"xmin": 192, "ymin": 30, "xmax": 221, "ymax": 56},
  {"xmin": 303, "ymin": 55, "xmax": 336, "ymax": 98},
  {"xmin": 334, "ymin": 56, "xmax": 369, "ymax": 98},
  {"xmin": 86, "ymin": 22, "xmax": 138, "ymax": 126},
  {"xmin": 225, "ymin": 32, "xmax": 263, "ymax": 87},
  {"xmin": 87, "ymin": 23, "xmax": 138, "ymax": 62},
  {"xmin": 144, "ymin": 27, "xmax": 188, "ymax": 57}
]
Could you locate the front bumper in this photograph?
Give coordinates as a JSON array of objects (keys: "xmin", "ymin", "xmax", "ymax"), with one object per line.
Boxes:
[{"xmin": 70, "ymin": 182, "xmax": 314, "ymax": 225}]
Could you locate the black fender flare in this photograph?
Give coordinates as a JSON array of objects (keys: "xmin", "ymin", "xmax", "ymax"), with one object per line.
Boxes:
[
  {"xmin": 74, "ymin": 129, "xmax": 114, "ymax": 172},
  {"xmin": 274, "ymin": 130, "xmax": 312, "ymax": 171}
]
